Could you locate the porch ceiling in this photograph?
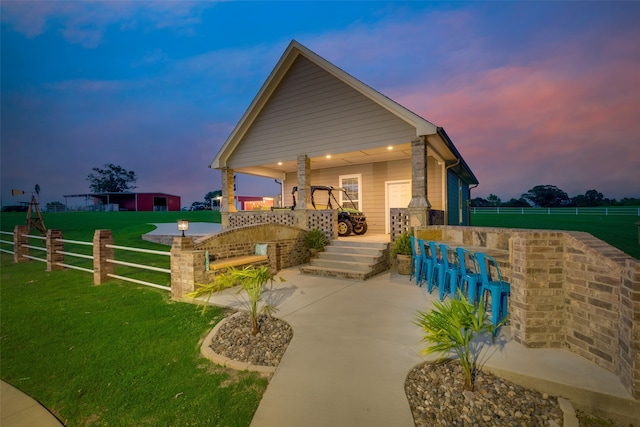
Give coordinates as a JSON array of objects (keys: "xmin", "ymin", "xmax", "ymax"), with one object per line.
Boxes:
[
  {"xmin": 233, "ymin": 142, "xmax": 409, "ymax": 179},
  {"xmin": 232, "ymin": 142, "xmax": 450, "ymax": 180}
]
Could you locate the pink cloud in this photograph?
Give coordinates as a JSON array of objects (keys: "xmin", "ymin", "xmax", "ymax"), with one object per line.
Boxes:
[{"xmin": 390, "ymin": 34, "xmax": 640, "ymax": 199}]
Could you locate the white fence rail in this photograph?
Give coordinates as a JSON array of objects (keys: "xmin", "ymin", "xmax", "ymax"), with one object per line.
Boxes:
[
  {"xmin": 105, "ymin": 243, "xmax": 171, "ymax": 291},
  {"xmin": 471, "ymin": 207, "xmax": 640, "ymax": 216},
  {"xmin": 0, "ymin": 230, "xmax": 14, "ymax": 254},
  {"xmin": 0, "ymin": 229, "xmax": 171, "ymax": 291},
  {"xmin": 56, "ymin": 237, "xmax": 94, "ymax": 274}
]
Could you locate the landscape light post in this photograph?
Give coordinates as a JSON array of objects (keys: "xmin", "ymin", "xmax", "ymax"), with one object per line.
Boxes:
[{"xmin": 177, "ymin": 219, "xmax": 189, "ymax": 237}]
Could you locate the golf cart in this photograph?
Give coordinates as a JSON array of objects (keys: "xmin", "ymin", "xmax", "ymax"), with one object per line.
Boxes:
[{"xmin": 291, "ymin": 185, "xmax": 368, "ymax": 237}]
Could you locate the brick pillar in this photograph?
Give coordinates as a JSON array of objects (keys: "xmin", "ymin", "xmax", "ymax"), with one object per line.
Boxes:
[
  {"xmin": 93, "ymin": 230, "xmax": 114, "ymax": 285},
  {"xmin": 170, "ymin": 236, "xmax": 196, "ymax": 300},
  {"xmin": 46, "ymin": 229, "xmax": 64, "ymax": 271},
  {"xmin": 621, "ymin": 259, "xmax": 640, "ymax": 398},
  {"xmin": 408, "ymin": 136, "xmax": 431, "ymax": 227},
  {"xmin": 510, "ymin": 231, "xmax": 565, "ymax": 348},
  {"xmin": 13, "ymin": 225, "xmax": 29, "ymax": 263},
  {"xmin": 221, "ymin": 167, "xmax": 237, "ymax": 214}
]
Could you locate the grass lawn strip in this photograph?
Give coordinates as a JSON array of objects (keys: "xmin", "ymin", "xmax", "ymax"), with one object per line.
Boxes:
[{"xmin": 0, "ymin": 226, "xmax": 267, "ymax": 426}]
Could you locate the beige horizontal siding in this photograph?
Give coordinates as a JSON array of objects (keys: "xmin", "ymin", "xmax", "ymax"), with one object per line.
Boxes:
[{"xmin": 228, "ymin": 56, "xmax": 416, "ymax": 169}]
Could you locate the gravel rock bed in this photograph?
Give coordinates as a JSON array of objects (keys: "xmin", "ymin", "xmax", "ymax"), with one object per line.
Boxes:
[
  {"xmin": 405, "ymin": 361, "xmax": 564, "ymax": 427},
  {"xmin": 210, "ymin": 312, "xmax": 293, "ymax": 367}
]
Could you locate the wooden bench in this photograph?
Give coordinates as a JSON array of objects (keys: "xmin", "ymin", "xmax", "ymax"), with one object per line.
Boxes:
[{"xmin": 208, "ymin": 255, "xmax": 268, "ymax": 271}]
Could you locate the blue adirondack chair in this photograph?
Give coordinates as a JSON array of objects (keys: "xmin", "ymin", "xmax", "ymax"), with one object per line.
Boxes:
[
  {"xmin": 428, "ymin": 241, "xmax": 444, "ymax": 295},
  {"xmin": 456, "ymin": 247, "xmax": 482, "ymax": 303},
  {"xmin": 439, "ymin": 244, "xmax": 461, "ymax": 301},
  {"xmin": 418, "ymin": 239, "xmax": 434, "ymax": 289},
  {"xmin": 409, "ymin": 236, "xmax": 421, "ymax": 285},
  {"xmin": 476, "ymin": 252, "xmax": 511, "ymax": 333}
]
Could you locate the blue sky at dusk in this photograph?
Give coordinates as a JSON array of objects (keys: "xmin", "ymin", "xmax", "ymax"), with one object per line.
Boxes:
[{"xmin": 2, "ymin": 1, "xmax": 639, "ymax": 208}]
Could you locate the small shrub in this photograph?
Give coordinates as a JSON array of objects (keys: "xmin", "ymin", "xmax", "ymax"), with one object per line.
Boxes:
[
  {"xmin": 392, "ymin": 231, "xmax": 412, "ymax": 257},
  {"xmin": 304, "ymin": 228, "xmax": 327, "ymax": 250},
  {"xmin": 189, "ymin": 265, "xmax": 284, "ymax": 335},
  {"xmin": 414, "ymin": 292, "xmax": 495, "ymax": 391}
]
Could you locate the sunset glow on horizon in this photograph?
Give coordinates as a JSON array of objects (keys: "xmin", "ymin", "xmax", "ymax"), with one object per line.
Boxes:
[{"xmin": 2, "ymin": 1, "xmax": 638, "ymax": 206}]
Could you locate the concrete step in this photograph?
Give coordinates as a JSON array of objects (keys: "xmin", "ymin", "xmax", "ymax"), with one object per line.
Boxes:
[
  {"xmin": 309, "ymin": 258, "xmax": 375, "ymax": 272},
  {"xmin": 331, "ymin": 240, "xmax": 388, "ymax": 249},
  {"xmin": 299, "ymin": 265, "xmax": 379, "ymax": 281},
  {"xmin": 324, "ymin": 244, "xmax": 386, "ymax": 257},
  {"xmin": 316, "ymin": 251, "xmax": 381, "ymax": 263},
  {"xmin": 300, "ymin": 240, "xmax": 390, "ymax": 280}
]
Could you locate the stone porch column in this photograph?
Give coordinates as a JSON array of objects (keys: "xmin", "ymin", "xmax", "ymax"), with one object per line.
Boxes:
[
  {"xmin": 296, "ymin": 155, "xmax": 311, "ymax": 210},
  {"xmin": 408, "ymin": 136, "xmax": 432, "ymax": 227},
  {"xmin": 221, "ymin": 167, "xmax": 237, "ymax": 213},
  {"xmin": 295, "ymin": 155, "xmax": 311, "ymax": 229},
  {"xmin": 220, "ymin": 167, "xmax": 237, "ymax": 230}
]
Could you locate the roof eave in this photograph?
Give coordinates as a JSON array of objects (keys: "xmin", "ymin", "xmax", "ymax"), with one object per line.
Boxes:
[{"xmin": 437, "ymin": 127, "xmax": 479, "ymax": 185}]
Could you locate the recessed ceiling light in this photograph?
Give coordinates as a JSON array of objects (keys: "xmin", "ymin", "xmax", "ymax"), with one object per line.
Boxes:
[
  {"xmin": 326, "ymin": 154, "xmax": 331, "ymax": 159},
  {"xmin": 387, "ymin": 146, "xmax": 393, "ymax": 151},
  {"xmin": 277, "ymin": 161, "xmax": 283, "ymax": 166}
]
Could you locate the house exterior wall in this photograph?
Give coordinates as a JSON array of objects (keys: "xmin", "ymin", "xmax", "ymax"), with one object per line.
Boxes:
[
  {"xmin": 447, "ymin": 170, "xmax": 459, "ymax": 225},
  {"xmin": 282, "ymin": 157, "xmax": 444, "ymax": 234},
  {"xmin": 227, "ymin": 55, "xmax": 416, "ymax": 169}
]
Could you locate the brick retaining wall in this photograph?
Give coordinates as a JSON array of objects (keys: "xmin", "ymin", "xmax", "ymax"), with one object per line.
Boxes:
[
  {"xmin": 171, "ymin": 224, "xmax": 310, "ymax": 300},
  {"xmin": 420, "ymin": 225, "xmax": 640, "ymax": 399}
]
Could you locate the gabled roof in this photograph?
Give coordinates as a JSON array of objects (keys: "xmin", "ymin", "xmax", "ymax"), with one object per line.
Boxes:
[{"xmin": 210, "ymin": 40, "xmax": 442, "ymax": 169}]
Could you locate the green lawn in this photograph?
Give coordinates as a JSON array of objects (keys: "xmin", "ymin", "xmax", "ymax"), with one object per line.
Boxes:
[
  {"xmin": 470, "ymin": 211, "xmax": 639, "ymax": 259},
  {"xmin": 0, "ymin": 211, "xmax": 267, "ymax": 427}
]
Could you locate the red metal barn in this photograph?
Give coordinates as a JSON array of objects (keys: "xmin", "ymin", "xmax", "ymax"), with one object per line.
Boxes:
[{"xmin": 63, "ymin": 192, "xmax": 181, "ymax": 212}]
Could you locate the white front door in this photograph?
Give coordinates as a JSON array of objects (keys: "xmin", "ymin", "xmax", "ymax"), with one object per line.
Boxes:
[{"xmin": 385, "ymin": 180, "xmax": 411, "ymax": 234}]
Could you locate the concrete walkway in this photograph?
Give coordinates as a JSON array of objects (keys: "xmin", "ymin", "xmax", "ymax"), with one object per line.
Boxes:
[
  {"xmin": 0, "ymin": 381, "xmax": 63, "ymax": 427},
  {"xmin": 197, "ymin": 268, "xmax": 637, "ymax": 427}
]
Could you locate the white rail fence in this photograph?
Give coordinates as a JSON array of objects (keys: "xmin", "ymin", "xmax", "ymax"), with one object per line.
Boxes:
[
  {"xmin": 0, "ymin": 230, "xmax": 15, "ymax": 255},
  {"xmin": 105, "ymin": 243, "xmax": 170, "ymax": 291},
  {"xmin": 471, "ymin": 206, "xmax": 640, "ymax": 216},
  {"xmin": 56, "ymin": 238, "xmax": 94, "ymax": 274},
  {"xmin": 0, "ymin": 228, "xmax": 170, "ymax": 291}
]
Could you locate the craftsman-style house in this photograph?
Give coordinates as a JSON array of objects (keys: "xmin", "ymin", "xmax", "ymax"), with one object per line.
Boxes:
[{"xmin": 210, "ymin": 40, "xmax": 478, "ymax": 235}]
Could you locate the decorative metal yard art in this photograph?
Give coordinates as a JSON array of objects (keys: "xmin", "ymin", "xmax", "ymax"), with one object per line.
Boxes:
[{"xmin": 12, "ymin": 184, "xmax": 47, "ymax": 234}]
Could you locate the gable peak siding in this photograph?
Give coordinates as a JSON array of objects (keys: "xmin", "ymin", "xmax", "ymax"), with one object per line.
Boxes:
[{"xmin": 227, "ymin": 56, "xmax": 416, "ymax": 169}]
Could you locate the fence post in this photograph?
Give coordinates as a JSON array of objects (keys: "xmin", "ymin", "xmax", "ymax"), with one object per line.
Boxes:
[
  {"xmin": 170, "ymin": 236, "xmax": 195, "ymax": 300},
  {"xmin": 46, "ymin": 229, "xmax": 64, "ymax": 271},
  {"xmin": 93, "ymin": 230, "xmax": 114, "ymax": 285},
  {"xmin": 13, "ymin": 225, "xmax": 29, "ymax": 263}
]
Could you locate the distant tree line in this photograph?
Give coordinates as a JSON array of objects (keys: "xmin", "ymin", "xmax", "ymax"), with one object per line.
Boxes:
[{"xmin": 471, "ymin": 185, "xmax": 640, "ymax": 208}]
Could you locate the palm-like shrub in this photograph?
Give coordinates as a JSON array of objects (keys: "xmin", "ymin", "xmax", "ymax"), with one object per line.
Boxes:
[
  {"xmin": 414, "ymin": 293, "xmax": 495, "ymax": 391},
  {"xmin": 189, "ymin": 265, "xmax": 283, "ymax": 335}
]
